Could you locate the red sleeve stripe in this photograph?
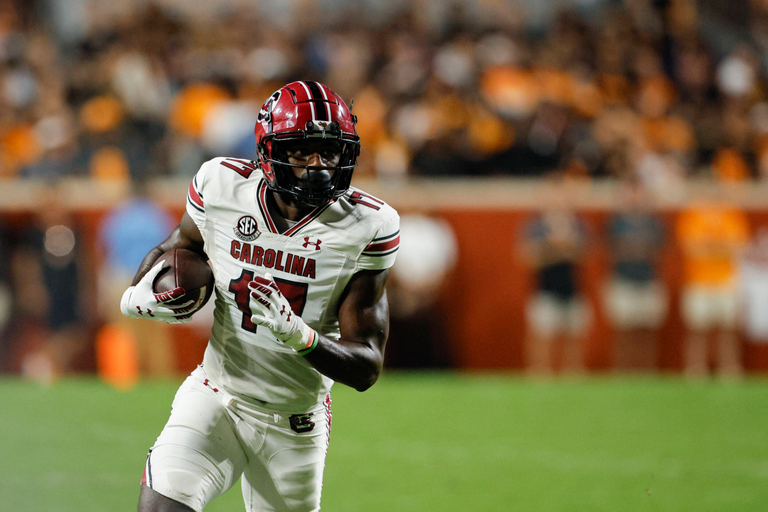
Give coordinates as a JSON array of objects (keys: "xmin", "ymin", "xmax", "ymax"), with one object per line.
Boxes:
[
  {"xmin": 188, "ymin": 180, "xmax": 204, "ymax": 208},
  {"xmin": 193, "ymin": 175, "xmax": 204, "ymax": 198},
  {"xmin": 364, "ymin": 235, "xmax": 400, "ymax": 253},
  {"xmin": 371, "ymin": 230, "xmax": 399, "ymax": 242},
  {"xmin": 362, "ymin": 247, "xmax": 399, "ymax": 257},
  {"xmin": 187, "ymin": 194, "xmax": 204, "ymax": 213}
]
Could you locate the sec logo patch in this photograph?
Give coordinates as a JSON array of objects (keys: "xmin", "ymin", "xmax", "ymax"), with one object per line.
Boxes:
[{"xmin": 234, "ymin": 216, "xmax": 260, "ymax": 241}]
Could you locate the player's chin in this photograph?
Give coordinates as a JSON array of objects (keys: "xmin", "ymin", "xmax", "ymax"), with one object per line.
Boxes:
[
  {"xmin": 282, "ymin": 191, "xmax": 333, "ymax": 209},
  {"xmin": 302, "ymin": 197, "xmax": 332, "ymax": 208}
]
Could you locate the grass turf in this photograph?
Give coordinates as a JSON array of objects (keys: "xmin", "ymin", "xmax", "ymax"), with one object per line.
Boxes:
[{"xmin": 0, "ymin": 373, "xmax": 766, "ymax": 511}]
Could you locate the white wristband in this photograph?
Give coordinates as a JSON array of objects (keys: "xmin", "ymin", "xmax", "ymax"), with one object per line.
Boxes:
[{"xmin": 282, "ymin": 321, "xmax": 315, "ymax": 352}]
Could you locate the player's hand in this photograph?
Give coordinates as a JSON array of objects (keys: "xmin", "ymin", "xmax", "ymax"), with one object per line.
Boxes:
[
  {"xmin": 120, "ymin": 261, "xmax": 195, "ymax": 324},
  {"xmin": 248, "ymin": 273, "xmax": 316, "ymax": 352}
]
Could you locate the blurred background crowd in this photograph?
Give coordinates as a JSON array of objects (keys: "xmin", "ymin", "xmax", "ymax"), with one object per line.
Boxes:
[
  {"xmin": 4, "ymin": 0, "xmax": 768, "ymax": 183},
  {"xmin": 2, "ymin": 0, "xmax": 768, "ymax": 383}
]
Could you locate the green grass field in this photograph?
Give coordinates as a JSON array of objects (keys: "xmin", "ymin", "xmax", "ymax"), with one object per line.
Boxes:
[{"xmin": 0, "ymin": 373, "xmax": 766, "ymax": 511}]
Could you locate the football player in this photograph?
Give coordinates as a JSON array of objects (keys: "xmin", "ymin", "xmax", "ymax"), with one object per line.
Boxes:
[{"xmin": 121, "ymin": 81, "xmax": 399, "ymax": 512}]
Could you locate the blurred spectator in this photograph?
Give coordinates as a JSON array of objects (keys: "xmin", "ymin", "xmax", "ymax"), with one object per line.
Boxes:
[
  {"xmin": 386, "ymin": 213, "xmax": 458, "ymax": 368},
  {"xmin": 98, "ymin": 179, "xmax": 176, "ymax": 377},
  {"xmin": 0, "ymin": 0, "xmax": 767, "ymax": 181},
  {"xmin": 604, "ymin": 181, "xmax": 668, "ymax": 371},
  {"xmin": 6, "ymin": 185, "xmax": 86, "ymax": 382},
  {"xmin": 4, "ymin": 0, "xmax": 768, "ymax": 378},
  {"xmin": 676, "ymin": 187, "xmax": 750, "ymax": 377},
  {"xmin": 20, "ymin": 111, "xmax": 81, "ymax": 179},
  {"xmin": 738, "ymin": 228, "xmax": 768, "ymax": 344},
  {"xmin": 0, "ymin": 221, "xmax": 12, "ymax": 364},
  {"xmin": 520, "ymin": 176, "xmax": 591, "ymax": 374}
]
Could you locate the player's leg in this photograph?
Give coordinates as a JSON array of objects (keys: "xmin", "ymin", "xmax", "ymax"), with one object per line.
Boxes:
[
  {"xmin": 715, "ymin": 287, "xmax": 742, "ymax": 378},
  {"xmin": 606, "ymin": 277, "xmax": 634, "ymax": 370},
  {"xmin": 525, "ymin": 292, "xmax": 559, "ymax": 374},
  {"xmin": 562, "ymin": 296, "xmax": 590, "ymax": 373},
  {"xmin": 138, "ymin": 370, "xmax": 250, "ymax": 512},
  {"xmin": 681, "ymin": 286, "xmax": 711, "ymax": 377},
  {"xmin": 608, "ymin": 279, "xmax": 667, "ymax": 371},
  {"xmin": 138, "ymin": 485, "xmax": 195, "ymax": 512},
  {"xmin": 638, "ymin": 280, "xmax": 669, "ymax": 370},
  {"xmin": 608, "ymin": 279, "xmax": 653, "ymax": 371},
  {"xmin": 240, "ymin": 399, "xmax": 332, "ymax": 512}
]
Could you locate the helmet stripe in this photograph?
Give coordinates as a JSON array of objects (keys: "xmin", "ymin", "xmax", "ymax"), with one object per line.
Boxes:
[
  {"xmin": 307, "ymin": 82, "xmax": 331, "ymax": 121},
  {"xmin": 305, "ymin": 81, "xmax": 329, "ymax": 121},
  {"xmin": 297, "ymin": 81, "xmax": 317, "ymax": 121},
  {"xmin": 320, "ymin": 84, "xmax": 332, "ymax": 120}
]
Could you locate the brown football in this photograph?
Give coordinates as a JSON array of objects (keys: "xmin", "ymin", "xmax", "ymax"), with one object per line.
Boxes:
[{"xmin": 153, "ymin": 248, "xmax": 214, "ymax": 312}]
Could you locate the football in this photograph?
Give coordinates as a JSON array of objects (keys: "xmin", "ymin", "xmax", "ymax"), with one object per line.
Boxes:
[{"xmin": 153, "ymin": 248, "xmax": 215, "ymax": 313}]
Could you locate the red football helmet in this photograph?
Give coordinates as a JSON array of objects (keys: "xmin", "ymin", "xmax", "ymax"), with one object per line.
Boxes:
[{"xmin": 254, "ymin": 81, "xmax": 360, "ymax": 206}]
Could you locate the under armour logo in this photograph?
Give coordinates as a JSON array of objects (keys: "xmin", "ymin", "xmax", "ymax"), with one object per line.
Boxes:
[
  {"xmin": 302, "ymin": 236, "xmax": 322, "ymax": 250},
  {"xmin": 279, "ymin": 305, "xmax": 292, "ymax": 322},
  {"xmin": 136, "ymin": 306, "xmax": 154, "ymax": 317},
  {"xmin": 203, "ymin": 379, "xmax": 219, "ymax": 392}
]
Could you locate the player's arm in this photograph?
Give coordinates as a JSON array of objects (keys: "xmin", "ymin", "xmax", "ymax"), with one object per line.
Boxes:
[
  {"xmin": 131, "ymin": 212, "xmax": 206, "ymax": 285},
  {"xmin": 120, "ymin": 212, "xmax": 206, "ymax": 323},
  {"xmin": 302, "ymin": 268, "xmax": 389, "ymax": 392},
  {"xmin": 249, "ymin": 269, "xmax": 389, "ymax": 392}
]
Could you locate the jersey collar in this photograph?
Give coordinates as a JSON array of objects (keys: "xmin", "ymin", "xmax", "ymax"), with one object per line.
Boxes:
[{"xmin": 256, "ymin": 179, "xmax": 334, "ymax": 237}]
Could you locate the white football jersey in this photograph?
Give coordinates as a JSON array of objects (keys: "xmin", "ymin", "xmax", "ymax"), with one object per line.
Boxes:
[{"xmin": 185, "ymin": 157, "xmax": 399, "ymax": 413}]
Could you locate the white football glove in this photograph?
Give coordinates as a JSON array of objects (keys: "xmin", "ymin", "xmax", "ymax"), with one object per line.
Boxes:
[
  {"xmin": 248, "ymin": 272, "xmax": 316, "ymax": 352},
  {"xmin": 120, "ymin": 261, "xmax": 195, "ymax": 324}
]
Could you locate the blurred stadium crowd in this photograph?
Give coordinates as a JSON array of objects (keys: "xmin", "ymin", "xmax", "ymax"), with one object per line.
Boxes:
[
  {"xmin": 2, "ymin": 0, "xmax": 768, "ymax": 183},
  {"xmin": 3, "ymin": 0, "xmax": 768, "ymax": 380}
]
